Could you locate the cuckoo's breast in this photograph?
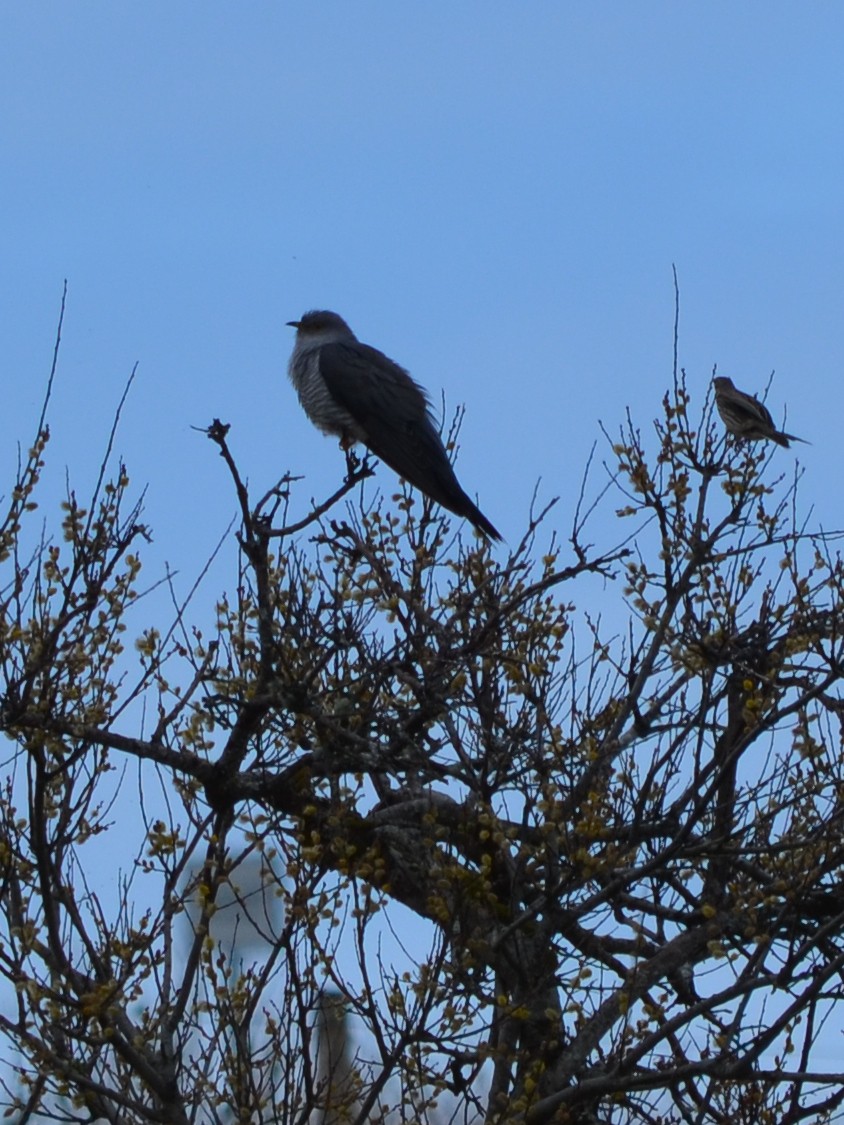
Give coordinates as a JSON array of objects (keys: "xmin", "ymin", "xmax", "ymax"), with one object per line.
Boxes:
[{"xmin": 297, "ymin": 368, "xmax": 367, "ymax": 443}]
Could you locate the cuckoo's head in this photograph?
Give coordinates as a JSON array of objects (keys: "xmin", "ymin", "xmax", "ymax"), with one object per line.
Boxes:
[{"xmin": 287, "ymin": 310, "xmax": 356, "ymax": 344}]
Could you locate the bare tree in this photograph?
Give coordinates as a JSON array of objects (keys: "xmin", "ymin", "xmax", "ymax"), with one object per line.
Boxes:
[{"xmin": 2, "ymin": 301, "xmax": 844, "ymax": 1123}]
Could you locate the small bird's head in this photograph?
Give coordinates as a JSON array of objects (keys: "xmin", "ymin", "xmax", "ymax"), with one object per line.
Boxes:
[
  {"xmin": 287, "ymin": 310, "xmax": 356, "ymax": 345},
  {"xmin": 712, "ymin": 376, "xmax": 735, "ymax": 391}
]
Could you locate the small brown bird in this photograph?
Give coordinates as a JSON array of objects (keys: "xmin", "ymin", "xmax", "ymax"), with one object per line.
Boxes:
[{"xmin": 713, "ymin": 376, "xmax": 805, "ymax": 448}]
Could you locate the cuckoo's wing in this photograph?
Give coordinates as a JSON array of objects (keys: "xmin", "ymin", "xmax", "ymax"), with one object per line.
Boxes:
[
  {"xmin": 317, "ymin": 340, "xmax": 502, "ymax": 539},
  {"xmin": 317, "ymin": 341, "xmax": 464, "ymax": 500}
]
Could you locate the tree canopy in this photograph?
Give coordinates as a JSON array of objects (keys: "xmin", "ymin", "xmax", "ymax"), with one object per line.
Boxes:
[{"xmin": 2, "ymin": 313, "xmax": 844, "ymax": 1124}]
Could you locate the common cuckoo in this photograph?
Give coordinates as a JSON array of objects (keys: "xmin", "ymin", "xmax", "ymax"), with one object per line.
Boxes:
[
  {"xmin": 287, "ymin": 310, "xmax": 501, "ymax": 539},
  {"xmin": 713, "ymin": 376, "xmax": 805, "ymax": 448}
]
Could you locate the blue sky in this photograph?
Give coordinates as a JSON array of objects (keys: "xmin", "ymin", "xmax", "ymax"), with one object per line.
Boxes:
[{"xmin": 2, "ymin": 3, "xmax": 843, "ymax": 574}]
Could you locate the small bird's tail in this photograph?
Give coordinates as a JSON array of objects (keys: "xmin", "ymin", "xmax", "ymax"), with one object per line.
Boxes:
[{"xmin": 774, "ymin": 430, "xmax": 809, "ymax": 448}]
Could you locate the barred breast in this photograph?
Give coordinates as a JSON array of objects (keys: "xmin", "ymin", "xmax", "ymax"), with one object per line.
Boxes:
[{"xmin": 288, "ymin": 348, "xmax": 366, "ymax": 443}]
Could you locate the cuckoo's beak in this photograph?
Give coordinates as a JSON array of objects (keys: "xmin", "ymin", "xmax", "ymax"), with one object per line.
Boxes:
[{"xmin": 286, "ymin": 320, "xmax": 301, "ymax": 329}]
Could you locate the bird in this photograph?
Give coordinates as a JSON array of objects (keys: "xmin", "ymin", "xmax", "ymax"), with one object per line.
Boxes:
[
  {"xmin": 712, "ymin": 376, "xmax": 805, "ymax": 448},
  {"xmin": 287, "ymin": 310, "xmax": 502, "ymax": 540}
]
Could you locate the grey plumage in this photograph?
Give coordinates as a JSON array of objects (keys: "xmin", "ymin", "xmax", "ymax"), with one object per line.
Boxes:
[
  {"xmin": 287, "ymin": 310, "xmax": 501, "ymax": 540},
  {"xmin": 713, "ymin": 376, "xmax": 805, "ymax": 448}
]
